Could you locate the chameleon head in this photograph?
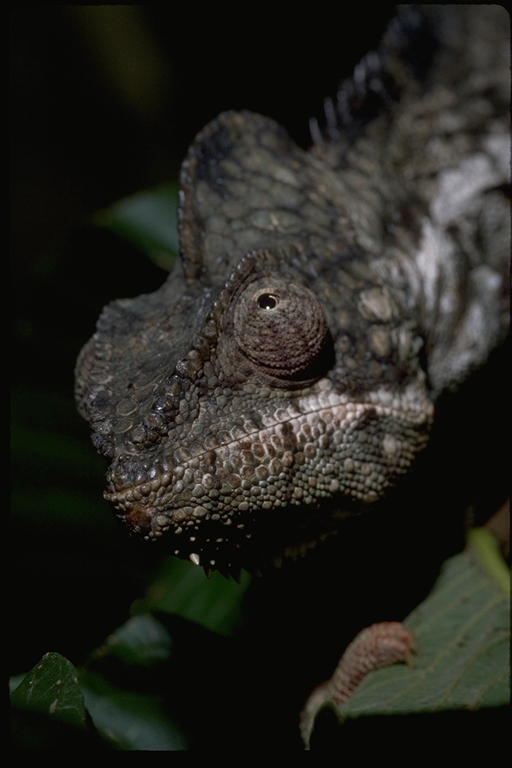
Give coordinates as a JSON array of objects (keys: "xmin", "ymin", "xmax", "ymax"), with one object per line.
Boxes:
[
  {"xmin": 76, "ymin": 9, "xmax": 509, "ymax": 575},
  {"xmin": 99, "ymin": 246, "xmax": 433, "ymax": 574}
]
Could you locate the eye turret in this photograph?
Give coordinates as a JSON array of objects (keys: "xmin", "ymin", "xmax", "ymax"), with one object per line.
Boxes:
[{"xmin": 233, "ymin": 276, "xmax": 331, "ymax": 381}]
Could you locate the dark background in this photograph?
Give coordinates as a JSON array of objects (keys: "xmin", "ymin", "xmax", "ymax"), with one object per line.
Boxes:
[{"xmin": 11, "ymin": 4, "xmax": 397, "ymax": 679}]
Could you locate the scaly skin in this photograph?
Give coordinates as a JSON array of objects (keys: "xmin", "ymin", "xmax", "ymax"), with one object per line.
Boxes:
[
  {"xmin": 300, "ymin": 622, "xmax": 414, "ymax": 748},
  {"xmin": 76, "ymin": 6, "xmax": 509, "ymax": 577}
]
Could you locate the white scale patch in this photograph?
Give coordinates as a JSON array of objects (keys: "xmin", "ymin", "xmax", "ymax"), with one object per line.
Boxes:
[
  {"xmin": 415, "ymin": 138, "xmax": 507, "ymax": 313},
  {"xmin": 431, "ymin": 153, "xmax": 503, "ymax": 226},
  {"xmin": 409, "ymin": 136, "xmax": 509, "ymax": 393}
]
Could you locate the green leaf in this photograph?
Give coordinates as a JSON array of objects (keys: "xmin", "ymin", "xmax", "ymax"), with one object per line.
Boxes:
[
  {"xmin": 335, "ymin": 541, "xmax": 510, "ymax": 721},
  {"xmin": 78, "ymin": 614, "xmax": 187, "ymax": 749},
  {"xmin": 78, "ymin": 669, "xmax": 186, "ymax": 751},
  {"xmin": 466, "ymin": 527, "xmax": 510, "ymax": 596},
  {"xmin": 98, "ymin": 613, "xmax": 173, "ymax": 667},
  {"xmin": 79, "ymin": 611, "xmax": 241, "ymax": 750},
  {"xmin": 12, "ymin": 425, "xmax": 101, "ymax": 478},
  {"xmin": 10, "ymin": 652, "xmax": 86, "ymax": 730},
  {"xmin": 95, "ymin": 185, "xmax": 179, "ymax": 271},
  {"xmin": 138, "ymin": 555, "xmax": 251, "ymax": 636}
]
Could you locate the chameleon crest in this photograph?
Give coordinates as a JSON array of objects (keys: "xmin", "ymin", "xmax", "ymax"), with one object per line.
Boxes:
[{"xmin": 76, "ymin": 6, "xmax": 509, "ymax": 576}]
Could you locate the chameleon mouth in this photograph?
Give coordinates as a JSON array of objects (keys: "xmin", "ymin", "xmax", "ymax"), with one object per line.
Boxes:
[
  {"xmin": 112, "ymin": 486, "xmax": 358, "ymax": 578},
  {"xmin": 106, "ymin": 378, "xmax": 434, "ymax": 576},
  {"xmin": 110, "ymin": 486, "xmax": 265, "ymax": 577}
]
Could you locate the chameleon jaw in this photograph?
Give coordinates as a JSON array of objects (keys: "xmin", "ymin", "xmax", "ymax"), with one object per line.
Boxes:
[
  {"xmin": 112, "ymin": 491, "xmax": 345, "ymax": 579},
  {"xmin": 104, "ymin": 376, "xmax": 434, "ymax": 576}
]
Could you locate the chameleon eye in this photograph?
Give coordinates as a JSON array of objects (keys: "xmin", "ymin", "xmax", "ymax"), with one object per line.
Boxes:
[
  {"xmin": 233, "ymin": 277, "xmax": 331, "ymax": 381},
  {"xmin": 257, "ymin": 293, "xmax": 279, "ymax": 310}
]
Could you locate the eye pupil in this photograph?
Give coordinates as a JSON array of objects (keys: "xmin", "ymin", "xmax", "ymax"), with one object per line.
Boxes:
[{"xmin": 257, "ymin": 293, "xmax": 278, "ymax": 310}]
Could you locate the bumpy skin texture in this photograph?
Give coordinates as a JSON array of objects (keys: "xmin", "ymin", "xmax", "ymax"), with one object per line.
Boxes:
[
  {"xmin": 300, "ymin": 622, "xmax": 414, "ymax": 747},
  {"xmin": 76, "ymin": 6, "xmax": 510, "ymax": 577}
]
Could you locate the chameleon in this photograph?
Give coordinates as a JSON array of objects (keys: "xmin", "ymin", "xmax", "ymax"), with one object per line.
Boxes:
[{"xmin": 75, "ymin": 5, "xmax": 509, "ymax": 581}]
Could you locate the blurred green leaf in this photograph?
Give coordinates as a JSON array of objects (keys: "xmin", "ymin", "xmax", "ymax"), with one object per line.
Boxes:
[
  {"xmin": 139, "ymin": 556, "xmax": 251, "ymax": 636},
  {"xmin": 98, "ymin": 614, "xmax": 173, "ymax": 667},
  {"xmin": 11, "ymin": 388, "xmax": 112, "ymax": 533},
  {"xmin": 14, "ymin": 488, "xmax": 106, "ymax": 529},
  {"xmin": 466, "ymin": 527, "xmax": 510, "ymax": 596},
  {"xmin": 95, "ymin": 184, "xmax": 179, "ymax": 271},
  {"xmin": 79, "ymin": 668, "xmax": 186, "ymax": 751},
  {"xmin": 11, "ymin": 652, "xmax": 86, "ymax": 730},
  {"xmin": 12, "ymin": 425, "xmax": 101, "ymax": 476},
  {"xmin": 78, "ymin": 611, "xmax": 239, "ymax": 750}
]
